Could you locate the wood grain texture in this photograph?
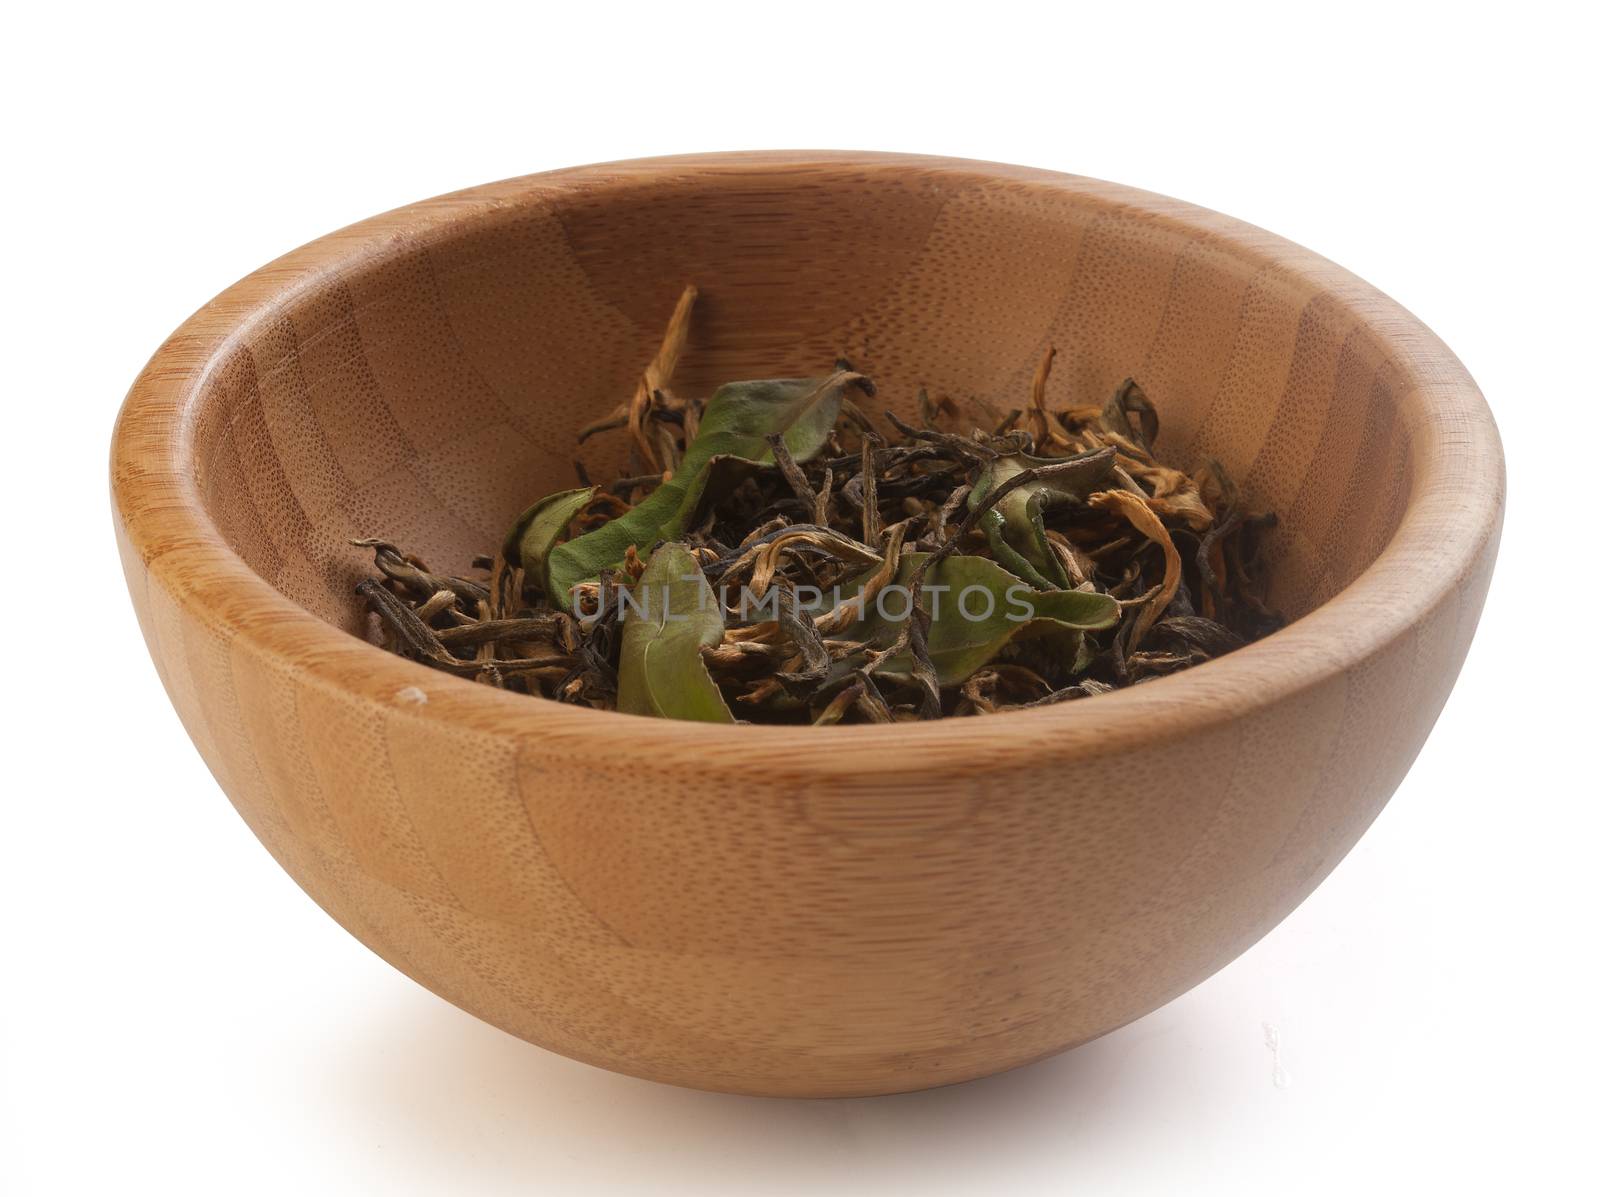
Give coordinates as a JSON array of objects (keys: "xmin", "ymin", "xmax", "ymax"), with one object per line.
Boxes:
[{"xmin": 110, "ymin": 152, "xmax": 1503, "ymax": 1096}]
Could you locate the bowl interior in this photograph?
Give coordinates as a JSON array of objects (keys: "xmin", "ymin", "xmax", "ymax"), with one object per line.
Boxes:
[{"xmin": 187, "ymin": 162, "xmax": 1413, "ymax": 641}]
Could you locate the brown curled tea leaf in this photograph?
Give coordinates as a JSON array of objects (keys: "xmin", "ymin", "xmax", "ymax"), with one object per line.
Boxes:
[
  {"xmin": 1100, "ymin": 377, "xmax": 1159, "ymax": 451},
  {"xmin": 1088, "ymin": 488, "xmax": 1182, "ymax": 653},
  {"xmin": 351, "ymin": 539, "xmax": 490, "ymax": 606},
  {"xmin": 574, "ymin": 283, "xmax": 697, "ymax": 465},
  {"xmin": 768, "ymin": 584, "xmax": 833, "ymax": 694}
]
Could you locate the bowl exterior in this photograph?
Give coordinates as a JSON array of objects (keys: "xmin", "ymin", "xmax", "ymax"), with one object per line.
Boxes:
[{"xmin": 111, "ymin": 153, "xmax": 1503, "ymax": 1096}]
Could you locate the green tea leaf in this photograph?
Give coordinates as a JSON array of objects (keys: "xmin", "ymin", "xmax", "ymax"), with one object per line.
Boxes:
[
  {"xmin": 968, "ymin": 448, "xmax": 1116, "ymax": 588},
  {"xmin": 616, "ymin": 543, "xmax": 735, "ymax": 723},
  {"xmin": 500, "ymin": 486, "xmax": 597, "ymax": 594},
  {"xmin": 546, "ymin": 374, "xmax": 856, "ymax": 608},
  {"xmin": 833, "ymin": 552, "xmax": 1119, "ymax": 685}
]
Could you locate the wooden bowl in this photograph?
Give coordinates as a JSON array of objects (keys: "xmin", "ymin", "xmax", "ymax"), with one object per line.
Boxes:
[{"xmin": 111, "ymin": 152, "xmax": 1502, "ymax": 1097}]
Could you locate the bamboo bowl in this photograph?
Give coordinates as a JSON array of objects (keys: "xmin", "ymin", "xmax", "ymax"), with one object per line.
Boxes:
[{"xmin": 111, "ymin": 153, "xmax": 1502, "ymax": 1097}]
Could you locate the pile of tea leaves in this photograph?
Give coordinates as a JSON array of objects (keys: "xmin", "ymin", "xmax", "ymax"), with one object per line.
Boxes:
[{"xmin": 356, "ymin": 286, "xmax": 1281, "ymax": 724}]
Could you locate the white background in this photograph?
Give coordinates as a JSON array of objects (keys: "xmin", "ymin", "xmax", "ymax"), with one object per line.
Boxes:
[{"xmin": 3, "ymin": 3, "xmax": 1594, "ymax": 1193}]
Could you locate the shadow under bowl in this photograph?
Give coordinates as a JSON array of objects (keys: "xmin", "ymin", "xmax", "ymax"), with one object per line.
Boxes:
[{"xmin": 111, "ymin": 152, "xmax": 1503, "ymax": 1097}]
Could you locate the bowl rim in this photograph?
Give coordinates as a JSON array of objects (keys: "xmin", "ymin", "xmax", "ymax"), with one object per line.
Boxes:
[{"xmin": 111, "ymin": 150, "xmax": 1504, "ymax": 773}]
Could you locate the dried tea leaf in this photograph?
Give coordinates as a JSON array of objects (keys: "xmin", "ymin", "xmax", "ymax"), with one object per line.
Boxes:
[
  {"xmin": 351, "ymin": 539, "xmax": 490, "ymax": 605},
  {"xmin": 1024, "ymin": 344, "xmax": 1077, "ymax": 453},
  {"xmin": 813, "ymin": 521, "xmax": 907, "ymax": 634},
  {"xmin": 576, "ymin": 284, "xmax": 698, "ymax": 463},
  {"xmin": 1089, "ymin": 488, "xmax": 1181, "ymax": 652},
  {"xmin": 1146, "ymin": 614, "xmax": 1245, "ymax": 657},
  {"xmin": 616, "ymin": 543, "xmax": 734, "ymax": 723},
  {"xmin": 836, "ymin": 552, "xmax": 1119, "ymax": 686},
  {"xmin": 546, "ymin": 373, "xmax": 866, "ymax": 608},
  {"xmin": 500, "ymin": 486, "xmax": 598, "ymax": 594},
  {"xmin": 1100, "ymin": 377, "xmax": 1159, "ymax": 451},
  {"xmin": 967, "ymin": 447, "xmax": 1116, "ymax": 588}
]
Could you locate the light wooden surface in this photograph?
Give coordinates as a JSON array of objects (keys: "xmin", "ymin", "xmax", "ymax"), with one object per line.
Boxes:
[{"xmin": 110, "ymin": 152, "xmax": 1503, "ymax": 1097}]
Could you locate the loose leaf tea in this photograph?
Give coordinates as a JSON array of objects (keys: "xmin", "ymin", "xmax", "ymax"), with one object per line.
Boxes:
[{"xmin": 356, "ymin": 285, "xmax": 1282, "ymax": 724}]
